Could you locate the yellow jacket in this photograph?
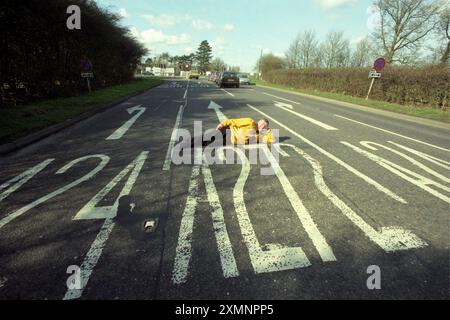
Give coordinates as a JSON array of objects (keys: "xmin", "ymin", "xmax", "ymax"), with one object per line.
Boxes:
[{"xmin": 220, "ymin": 118, "xmax": 273, "ymax": 144}]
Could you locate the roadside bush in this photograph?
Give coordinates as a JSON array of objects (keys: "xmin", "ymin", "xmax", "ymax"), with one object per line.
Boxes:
[{"xmin": 265, "ymin": 66, "xmax": 449, "ymax": 109}]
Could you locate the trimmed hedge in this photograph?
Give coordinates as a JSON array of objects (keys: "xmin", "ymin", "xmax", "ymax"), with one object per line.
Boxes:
[{"xmin": 265, "ymin": 66, "xmax": 449, "ymax": 110}]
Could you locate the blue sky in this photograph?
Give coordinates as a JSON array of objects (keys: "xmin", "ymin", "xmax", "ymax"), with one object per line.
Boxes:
[{"xmin": 95, "ymin": 0, "xmax": 377, "ymax": 72}]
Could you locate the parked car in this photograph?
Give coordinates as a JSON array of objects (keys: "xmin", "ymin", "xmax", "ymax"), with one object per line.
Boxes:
[
  {"xmin": 189, "ymin": 70, "xmax": 200, "ymax": 79},
  {"xmin": 218, "ymin": 72, "xmax": 240, "ymax": 88},
  {"xmin": 238, "ymin": 73, "xmax": 250, "ymax": 85},
  {"xmin": 143, "ymin": 71, "xmax": 154, "ymax": 76}
]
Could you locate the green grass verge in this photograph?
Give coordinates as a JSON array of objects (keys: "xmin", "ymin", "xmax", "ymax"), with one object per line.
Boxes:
[
  {"xmin": 251, "ymin": 78, "xmax": 449, "ymax": 123},
  {"xmin": 0, "ymin": 77, "xmax": 164, "ymax": 144}
]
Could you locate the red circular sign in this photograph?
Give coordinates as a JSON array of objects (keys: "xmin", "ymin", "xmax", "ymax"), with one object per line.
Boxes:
[{"xmin": 373, "ymin": 57, "xmax": 385, "ymax": 72}]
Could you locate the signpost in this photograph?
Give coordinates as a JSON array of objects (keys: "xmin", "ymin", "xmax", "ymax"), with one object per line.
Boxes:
[
  {"xmin": 366, "ymin": 57, "xmax": 385, "ymax": 100},
  {"xmin": 80, "ymin": 57, "xmax": 93, "ymax": 93}
]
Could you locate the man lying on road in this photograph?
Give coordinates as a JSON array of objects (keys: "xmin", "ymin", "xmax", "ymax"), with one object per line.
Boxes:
[
  {"xmin": 215, "ymin": 118, "xmax": 273, "ymax": 145},
  {"xmin": 190, "ymin": 118, "xmax": 273, "ymax": 147}
]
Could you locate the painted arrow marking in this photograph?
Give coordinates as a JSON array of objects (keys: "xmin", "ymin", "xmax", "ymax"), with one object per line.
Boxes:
[
  {"xmin": 208, "ymin": 101, "xmax": 228, "ymax": 122},
  {"xmin": 273, "ymin": 103, "xmax": 338, "ymax": 130},
  {"xmin": 274, "ymin": 101, "xmax": 293, "ymax": 110},
  {"xmin": 106, "ymin": 105, "xmax": 146, "ymax": 140}
]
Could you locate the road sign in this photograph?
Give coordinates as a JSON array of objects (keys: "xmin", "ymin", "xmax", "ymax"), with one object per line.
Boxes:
[
  {"xmin": 368, "ymin": 70, "xmax": 381, "ymax": 79},
  {"xmin": 373, "ymin": 57, "xmax": 385, "ymax": 72},
  {"xmin": 80, "ymin": 58, "xmax": 93, "ymax": 72}
]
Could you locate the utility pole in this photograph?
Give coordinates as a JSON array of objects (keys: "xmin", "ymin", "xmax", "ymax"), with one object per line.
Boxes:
[{"xmin": 258, "ymin": 48, "xmax": 263, "ymax": 80}]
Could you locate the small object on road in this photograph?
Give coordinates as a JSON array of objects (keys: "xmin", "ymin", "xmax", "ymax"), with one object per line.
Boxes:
[
  {"xmin": 0, "ymin": 277, "xmax": 8, "ymax": 288},
  {"xmin": 142, "ymin": 218, "xmax": 159, "ymax": 234}
]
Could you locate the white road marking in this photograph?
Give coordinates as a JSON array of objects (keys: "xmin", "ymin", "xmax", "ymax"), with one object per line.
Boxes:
[
  {"xmin": 183, "ymin": 88, "xmax": 187, "ymax": 99},
  {"xmin": 387, "ymin": 141, "xmax": 450, "ymax": 169},
  {"xmin": 0, "ymin": 159, "xmax": 54, "ymax": 202},
  {"xmin": 342, "ymin": 141, "xmax": 450, "ymax": 204},
  {"xmin": 274, "ymin": 101, "xmax": 293, "ymax": 109},
  {"xmin": 208, "ymin": 101, "xmax": 228, "ymax": 122},
  {"xmin": 334, "ymin": 114, "xmax": 450, "ymax": 152},
  {"xmin": 202, "ymin": 161, "xmax": 239, "ymax": 279},
  {"xmin": 280, "ymin": 143, "xmax": 427, "ymax": 252},
  {"xmin": 261, "ymin": 92, "xmax": 301, "ymax": 105},
  {"xmin": 172, "ymin": 149, "xmax": 202, "ymax": 284},
  {"xmin": 172, "ymin": 148, "xmax": 239, "ymax": 283},
  {"xmin": 64, "ymin": 152, "xmax": 148, "ymax": 300},
  {"xmin": 247, "ymin": 104, "xmax": 407, "ymax": 204},
  {"xmin": 74, "ymin": 151, "xmax": 149, "ymax": 220},
  {"xmin": 261, "ymin": 145, "xmax": 336, "ymax": 262},
  {"xmin": 0, "ymin": 155, "xmax": 109, "ymax": 230},
  {"xmin": 224, "ymin": 146, "xmax": 312, "ymax": 273},
  {"xmin": 221, "ymin": 89, "xmax": 234, "ymax": 97},
  {"xmin": 274, "ymin": 103, "xmax": 338, "ymax": 130},
  {"xmin": 63, "ymin": 217, "xmax": 114, "ymax": 300},
  {"xmin": 163, "ymin": 105, "xmax": 185, "ymax": 171},
  {"xmin": 106, "ymin": 105, "xmax": 146, "ymax": 140}
]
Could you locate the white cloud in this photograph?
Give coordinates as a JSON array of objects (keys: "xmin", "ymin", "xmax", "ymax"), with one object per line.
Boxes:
[
  {"xmin": 184, "ymin": 47, "xmax": 195, "ymax": 53},
  {"xmin": 316, "ymin": 0, "xmax": 357, "ymax": 9},
  {"xmin": 119, "ymin": 8, "xmax": 129, "ymax": 18},
  {"xmin": 222, "ymin": 24, "xmax": 235, "ymax": 32},
  {"xmin": 141, "ymin": 14, "xmax": 180, "ymax": 28},
  {"xmin": 132, "ymin": 27, "xmax": 191, "ymax": 46},
  {"xmin": 211, "ymin": 37, "xmax": 227, "ymax": 54},
  {"xmin": 192, "ymin": 19, "xmax": 215, "ymax": 30}
]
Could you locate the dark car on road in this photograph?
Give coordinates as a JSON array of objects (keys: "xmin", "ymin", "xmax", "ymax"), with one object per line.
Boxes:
[{"xmin": 218, "ymin": 71, "xmax": 240, "ymax": 88}]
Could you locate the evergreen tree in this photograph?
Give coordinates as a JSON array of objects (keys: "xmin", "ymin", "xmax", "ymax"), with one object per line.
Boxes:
[{"xmin": 195, "ymin": 40, "xmax": 213, "ymax": 74}]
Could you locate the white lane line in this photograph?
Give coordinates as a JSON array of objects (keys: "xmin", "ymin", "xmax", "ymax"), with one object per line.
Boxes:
[
  {"xmin": 226, "ymin": 146, "xmax": 312, "ymax": 274},
  {"xmin": 183, "ymin": 88, "xmax": 187, "ymax": 99},
  {"xmin": 202, "ymin": 162, "xmax": 239, "ymax": 278},
  {"xmin": 106, "ymin": 105, "xmax": 146, "ymax": 140},
  {"xmin": 342, "ymin": 141, "xmax": 450, "ymax": 204},
  {"xmin": 64, "ymin": 151, "xmax": 148, "ymax": 299},
  {"xmin": 221, "ymin": 89, "xmax": 234, "ymax": 97},
  {"xmin": 274, "ymin": 104, "xmax": 338, "ymax": 130},
  {"xmin": 0, "ymin": 159, "xmax": 54, "ymax": 202},
  {"xmin": 247, "ymin": 104, "xmax": 407, "ymax": 204},
  {"xmin": 280, "ymin": 143, "xmax": 426, "ymax": 252},
  {"xmin": 63, "ymin": 218, "xmax": 115, "ymax": 300},
  {"xmin": 0, "ymin": 155, "xmax": 109, "ymax": 230},
  {"xmin": 334, "ymin": 114, "xmax": 450, "ymax": 152},
  {"xmin": 172, "ymin": 150, "xmax": 202, "ymax": 285},
  {"xmin": 163, "ymin": 105, "xmax": 185, "ymax": 171},
  {"xmin": 261, "ymin": 92, "xmax": 301, "ymax": 105}
]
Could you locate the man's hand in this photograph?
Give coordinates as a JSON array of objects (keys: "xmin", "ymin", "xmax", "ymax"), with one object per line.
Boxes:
[{"xmin": 216, "ymin": 123, "xmax": 225, "ymax": 131}]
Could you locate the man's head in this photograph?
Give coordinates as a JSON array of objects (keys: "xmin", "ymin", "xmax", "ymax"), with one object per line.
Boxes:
[{"xmin": 257, "ymin": 118, "xmax": 269, "ymax": 131}]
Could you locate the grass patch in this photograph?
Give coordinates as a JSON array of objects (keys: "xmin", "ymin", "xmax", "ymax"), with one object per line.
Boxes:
[
  {"xmin": 0, "ymin": 77, "xmax": 163, "ymax": 144},
  {"xmin": 251, "ymin": 78, "xmax": 449, "ymax": 123}
]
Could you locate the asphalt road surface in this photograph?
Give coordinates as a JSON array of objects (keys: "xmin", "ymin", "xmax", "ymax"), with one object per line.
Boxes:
[{"xmin": 0, "ymin": 78, "xmax": 449, "ymax": 300}]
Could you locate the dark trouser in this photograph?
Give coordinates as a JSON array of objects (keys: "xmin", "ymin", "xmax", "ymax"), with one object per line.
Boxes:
[{"xmin": 190, "ymin": 129, "xmax": 228, "ymax": 148}]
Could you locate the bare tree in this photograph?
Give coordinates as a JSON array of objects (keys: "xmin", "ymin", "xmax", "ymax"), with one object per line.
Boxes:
[
  {"xmin": 285, "ymin": 30, "xmax": 318, "ymax": 68},
  {"xmin": 299, "ymin": 30, "xmax": 319, "ymax": 68},
  {"xmin": 436, "ymin": 4, "xmax": 450, "ymax": 65},
  {"xmin": 285, "ymin": 34, "xmax": 301, "ymax": 68},
  {"xmin": 351, "ymin": 37, "xmax": 373, "ymax": 67},
  {"xmin": 372, "ymin": 0, "xmax": 441, "ymax": 64},
  {"xmin": 210, "ymin": 57, "xmax": 226, "ymax": 71},
  {"xmin": 255, "ymin": 53, "xmax": 286, "ymax": 76},
  {"xmin": 321, "ymin": 31, "xmax": 351, "ymax": 68}
]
